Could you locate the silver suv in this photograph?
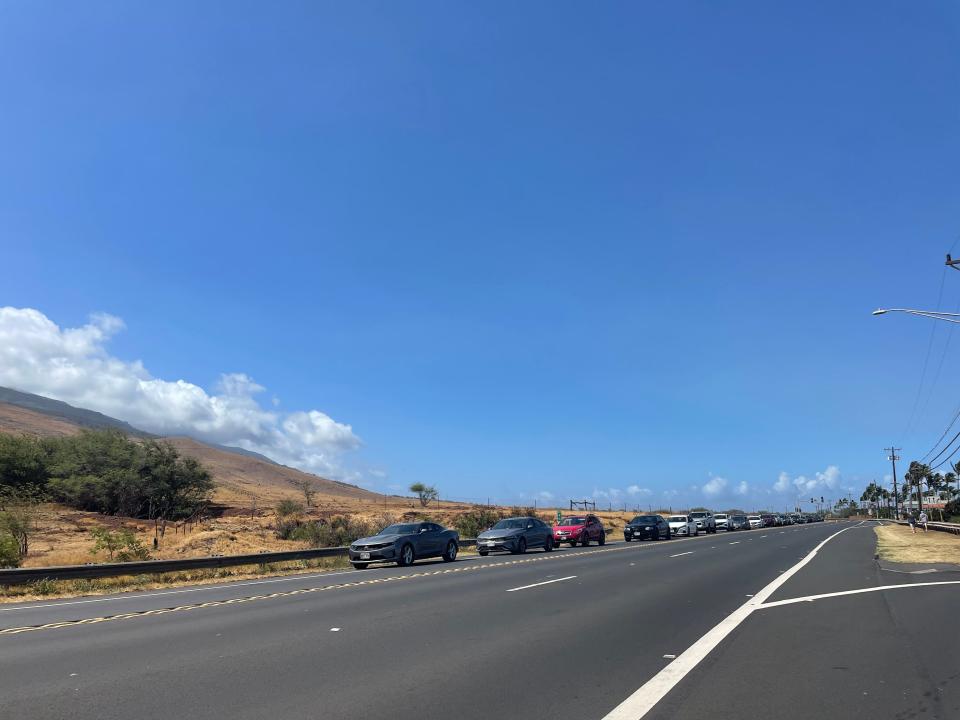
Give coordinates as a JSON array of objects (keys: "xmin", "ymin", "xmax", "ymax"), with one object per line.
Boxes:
[{"xmin": 688, "ymin": 511, "xmax": 717, "ymax": 534}]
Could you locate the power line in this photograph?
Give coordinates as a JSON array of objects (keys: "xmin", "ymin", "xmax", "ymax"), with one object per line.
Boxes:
[{"xmin": 900, "ymin": 267, "xmax": 947, "ymax": 443}]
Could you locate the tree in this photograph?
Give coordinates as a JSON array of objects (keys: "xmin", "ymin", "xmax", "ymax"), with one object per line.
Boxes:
[
  {"xmin": 291, "ymin": 478, "xmax": 317, "ymax": 508},
  {"xmin": 90, "ymin": 527, "xmax": 151, "ymax": 562},
  {"xmin": 409, "ymin": 482, "xmax": 438, "ymax": 507},
  {"xmin": 903, "ymin": 461, "xmax": 932, "ymax": 513},
  {"xmin": 0, "ymin": 495, "xmax": 38, "ymax": 559},
  {"xmin": 861, "ymin": 482, "xmax": 881, "ymax": 516}
]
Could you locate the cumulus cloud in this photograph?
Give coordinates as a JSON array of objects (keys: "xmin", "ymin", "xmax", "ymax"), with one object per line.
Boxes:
[
  {"xmin": 702, "ymin": 476, "xmax": 728, "ymax": 497},
  {"xmin": 627, "ymin": 485, "xmax": 652, "ymax": 496},
  {"xmin": 0, "ymin": 307, "xmax": 361, "ymax": 478},
  {"xmin": 773, "ymin": 465, "xmax": 842, "ymax": 497},
  {"xmin": 735, "ymin": 480, "xmax": 750, "ymax": 496},
  {"xmin": 537, "ymin": 491, "xmax": 554, "ymax": 501}
]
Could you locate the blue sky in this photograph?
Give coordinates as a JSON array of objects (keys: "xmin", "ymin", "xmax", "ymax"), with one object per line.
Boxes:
[{"xmin": 2, "ymin": 2, "xmax": 960, "ymax": 510}]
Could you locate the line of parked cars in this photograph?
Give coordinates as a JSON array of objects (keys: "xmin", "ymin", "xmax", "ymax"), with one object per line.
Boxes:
[{"xmin": 346, "ymin": 511, "xmax": 825, "ymax": 569}]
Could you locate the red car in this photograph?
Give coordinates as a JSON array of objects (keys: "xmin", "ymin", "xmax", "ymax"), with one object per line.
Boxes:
[{"xmin": 552, "ymin": 514, "xmax": 606, "ymax": 547}]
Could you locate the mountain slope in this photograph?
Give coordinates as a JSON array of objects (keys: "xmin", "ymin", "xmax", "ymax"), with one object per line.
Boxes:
[{"xmin": 0, "ymin": 390, "xmax": 381, "ymax": 505}]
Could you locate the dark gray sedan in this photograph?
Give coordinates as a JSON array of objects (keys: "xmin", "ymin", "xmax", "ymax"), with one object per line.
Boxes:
[
  {"xmin": 476, "ymin": 516, "xmax": 554, "ymax": 555},
  {"xmin": 349, "ymin": 522, "xmax": 459, "ymax": 569}
]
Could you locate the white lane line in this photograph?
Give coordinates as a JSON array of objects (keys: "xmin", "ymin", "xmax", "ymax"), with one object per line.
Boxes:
[
  {"xmin": 760, "ymin": 535, "xmax": 768, "ymax": 538},
  {"xmin": 505, "ymin": 576, "xmax": 577, "ymax": 593},
  {"xmin": 758, "ymin": 581, "xmax": 960, "ymax": 609},
  {"xmin": 728, "ymin": 541, "xmax": 740, "ymax": 545},
  {"xmin": 669, "ymin": 552, "xmax": 694, "ymax": 558},
  {"xmin": 602, "ymin": 523, "xmax": 859, "ymax": 720}
]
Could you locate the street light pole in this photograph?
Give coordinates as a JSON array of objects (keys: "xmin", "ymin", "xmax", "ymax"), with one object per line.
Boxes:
[{"xmin": 872, "ymin": 308, "xmax": 960, "ymax": 324}]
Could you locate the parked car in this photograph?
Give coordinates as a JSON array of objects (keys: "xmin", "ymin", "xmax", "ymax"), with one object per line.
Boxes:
[
  {"xmin": 478, "ymin": 517, "xmax": 554, "ymax": 555},
  {"xmin": 689, "ymin": 511, "xmax": 717, "ymax": 534},
  {"xmin": 624, "ymin": 515, "xmax": 670, "ymax": 541},
  {"xmin": 747, "ymin": 514, "xmax": 762, "ymax": 529},
  {"xmin": 727, "ymin": 514, "xmax": 751, "ymax": 531},
  {"xmin": 714, "ymin": 513, "xmax": 729, "ymax": 531},
  {"xmin": 780, "ymin": 514, "xmax": 793, "ymax": 525},
  {"xmin": 667, "ymin": 514, "xmax": 698, "ymax": 537},
  {"xmin": 789, "ymin": 513, "xmax": 803, "ymax": 524},
  {"xmin": 760, "ymin": 514, "xmax": 776, "ymax": 528},
  {"xmin": 349, "ymin": 521, "xmax": 460, "ymax": 569},
  {"xmin": 553, "ymin": 514, "xmax": 606, "ymax": 547}
]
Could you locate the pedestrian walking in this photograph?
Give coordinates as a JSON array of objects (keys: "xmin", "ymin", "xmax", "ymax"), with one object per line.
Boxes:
[
  {"xmin": 908, "ymin": 511, "xmax": 917, "ymax": 533},
  {"xmin": 918, "ymin": 510, "xmax": 928, "ymax": 532}
]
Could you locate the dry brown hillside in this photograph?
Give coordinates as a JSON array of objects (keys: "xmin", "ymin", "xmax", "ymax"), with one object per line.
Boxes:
[{"xmin": 0, "ymin": 401, "xmax": 382, "ymax": 507}]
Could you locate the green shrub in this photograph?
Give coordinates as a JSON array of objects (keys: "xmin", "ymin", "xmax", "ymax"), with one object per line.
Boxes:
[
  {"xmin": 453, "ymin": 508, "xmax": 508, "ymax": 538},
  {"xmin": 0, "ymin": 533, "xmax": 20, "ymax": 568},
  {"xmin": 90, "ymin": 527, "xmax": 151, "ymax": 562}
]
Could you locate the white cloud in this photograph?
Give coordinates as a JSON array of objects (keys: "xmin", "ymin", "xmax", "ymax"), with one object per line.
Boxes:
[
  {"xmin": 773, "ymin": 465, "xmax": 842, "ymax": 498},
  {"xmin": 774, "ymin": 472, "xmax": 791, "ymax": 493},
  {"xmin": 702, "ymin": 476, "xmax": 728, "ymax": 497},
  {"xmin": 627, "ymin": 485, "xmax": 652, "ymax": 496},
  {"xmin": 0, "ymin": 307, "xmax": 361, "ymax": 478},
  {"xmin": 735, "ymin": 480, "xmax": 749, "ymax": 496},
  {"xmin": 538, "ymin": 490, "xmax": 554, "ymax": 501}
]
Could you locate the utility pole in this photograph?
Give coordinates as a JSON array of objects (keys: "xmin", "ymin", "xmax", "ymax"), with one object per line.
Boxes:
[{"xmin": 885, "ymin": 446, "xmax": 901, "ymax": 520}]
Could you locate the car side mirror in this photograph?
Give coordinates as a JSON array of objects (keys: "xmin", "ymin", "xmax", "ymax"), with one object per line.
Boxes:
[{"xmin": 420, "ymin": 528, "xmax": 428, "ymax": 533}]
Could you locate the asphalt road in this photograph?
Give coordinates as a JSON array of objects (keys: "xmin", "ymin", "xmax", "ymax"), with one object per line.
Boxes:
[{"xmin": 2, "ymin": 521, "xmax": 957, "ymax": 719}]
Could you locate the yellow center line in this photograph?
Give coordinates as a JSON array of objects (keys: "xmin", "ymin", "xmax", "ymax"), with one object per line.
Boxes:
[{"xmin": 0, "ymin": 543, "xmax": 647, "ymax": 636}]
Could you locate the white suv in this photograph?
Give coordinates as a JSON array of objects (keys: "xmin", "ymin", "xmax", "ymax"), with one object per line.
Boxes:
[
  {"xmin": 714, "ymin": 513, "xmax": 729, "ymax": 531},
  {"xmin": 747, "ymin": 514, "xmax": 762, "ymax": 529}
]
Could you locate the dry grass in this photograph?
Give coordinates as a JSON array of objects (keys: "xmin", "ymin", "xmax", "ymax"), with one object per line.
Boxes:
[{"xmin": 875, "ymin": 523, "xmax": 960, "ymax": 565}]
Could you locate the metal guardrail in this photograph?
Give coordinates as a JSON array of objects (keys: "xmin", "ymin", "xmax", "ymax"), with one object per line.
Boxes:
[
  {"xmin": 893, "ymin": 519, "xmax": 960, "ymax": 536},
  {"xmin": 0, "ymin": 539, "xmax": 479, "ymax": 586}
]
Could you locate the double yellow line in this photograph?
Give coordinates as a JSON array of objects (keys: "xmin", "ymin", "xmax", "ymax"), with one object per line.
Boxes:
[{"xmin": 2, "ymin": 543, "xmax": 639, "ymax": 636}]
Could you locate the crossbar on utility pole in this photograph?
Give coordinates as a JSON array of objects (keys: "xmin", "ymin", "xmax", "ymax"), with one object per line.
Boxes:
[
  {"xmin": 946, "ymin": 253, "xmax": 960, "ymax": 271},
  {"xmin": 885, "ymin": 446, "xmax": 901, "ymax": 519}
]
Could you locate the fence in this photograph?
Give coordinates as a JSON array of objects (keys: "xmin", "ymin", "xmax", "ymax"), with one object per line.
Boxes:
[{"xmin": 894, "ymin": 519, "xmax": 960, "ymax": 536}]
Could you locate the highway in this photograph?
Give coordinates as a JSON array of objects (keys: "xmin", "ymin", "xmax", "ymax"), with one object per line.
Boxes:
[{"xmin": 2, "ymin": 521, "xmax": 958, "ymax": 719}]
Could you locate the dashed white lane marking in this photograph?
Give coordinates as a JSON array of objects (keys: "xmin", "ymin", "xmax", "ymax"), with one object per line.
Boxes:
[
  {"xmin": 760, "ymin": 535, "xmax": 768, "ymax": 538},
  {"xmin": 506, "ymin": 576, "xmax": 577, "ymax": 593},
  {"xmin": 758, "ymin": 581, "xmax": 960, "ymax": 609},
  {"xmin": 662, "ymin": 654, "xmax": 676, "ymax": 659},
  {"xmin": 329, "ymin": 627, "xmax": 341, "ymax": 632},
  {"xmin": 669, "ymin": 552, "xmax": 694, "ymax": 558},
  {"xmin": 602, "ymin": 523, "xmax": 859, "ymax": 720},
  {"xmin": 729, "ymin": 541, "xmax": 740, "ymax": 545}
]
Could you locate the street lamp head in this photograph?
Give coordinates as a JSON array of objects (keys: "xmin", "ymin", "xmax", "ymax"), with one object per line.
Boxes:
[{"xmin": 872, "ymin": 308, "xmax": 888, "ymax": 315}]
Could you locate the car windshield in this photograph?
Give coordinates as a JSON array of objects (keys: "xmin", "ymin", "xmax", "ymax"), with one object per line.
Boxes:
[
  {"xmin": 380, "ymin": 524, "xmax": 420, "ymax": 535},
  {"xmin": 560, "ymin": 516, "xmax": 587, "ymax": 525},
  {"xmin": 748, "ymin": 515, "xmax": 760, "ymax": 520},
  {"xmin": 690, "ymin": 512, "xmax": 708, "ymax": 518},
  {"xmin": 492, "ymin": 519, "xmax": 528, "ymax": 530},
  {"xmin": 630, "ymin": 516, "xmax": 659, "ymax": 524},
  {"xmin": 668, "ymin": 516, "xmax": 688, "ymax": 522},
  {"xmin": 733, "ymin": 516, "xmax": 748, "ymax": 521},
  {"xmin": 715, "ymin": 514, "xmax": 727, "ymax": 519}
]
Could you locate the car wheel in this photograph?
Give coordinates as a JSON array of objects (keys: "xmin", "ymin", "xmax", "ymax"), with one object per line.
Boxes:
[
  {"xmin": 598, "ymin": 532, "xmax": 605, "ymax": 546},
  {"xmin": 352, "ymin": 563, "xmax": 368, "ymax": 570},
  {"xmin": 397, "ymin": 543, "xmax": 415, "ymax": 567},
  {"xmin": 514, "ymin": 538, "xmax": 527, "ymax": 555},
  {"xmin": 694, "ymin": 528, "xmax": 699, "ymax": 536},
  {"xmin": 624, "ymin": 535, "xmax": 632, "ymax": 542},
  {"xmin": 545, "ymin": 536, "xmax": 554, "ymax": 552},
  {"xmin": 478, "ymin": 550, "xmax": 488, "ymax": 556},
  {"xmin": 581, "ymin": 534, "xmax": 590, "ymax": 547},
  {"xmin": 442, "ymin": 541, "xmax": 458, "ymax": 562}
]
